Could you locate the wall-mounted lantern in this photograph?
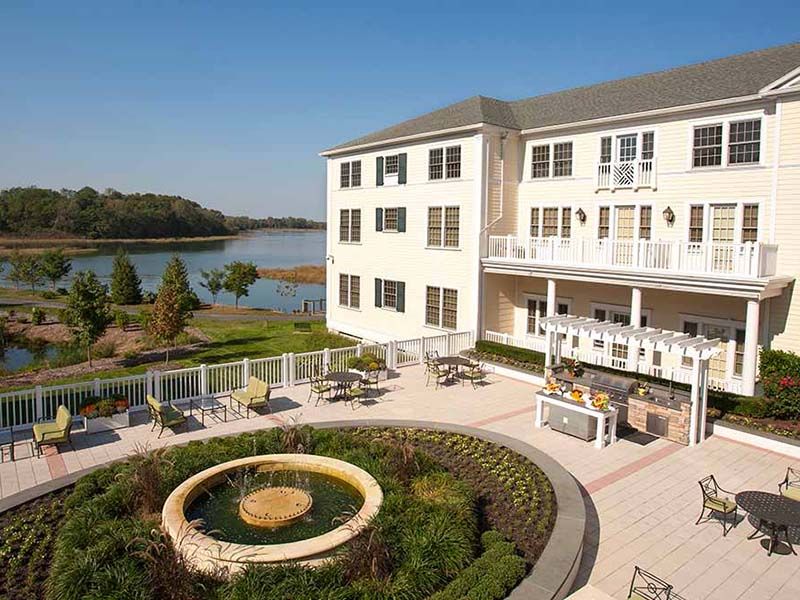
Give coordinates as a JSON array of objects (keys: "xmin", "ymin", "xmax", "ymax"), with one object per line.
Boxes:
[
  {"xmin": 576, "ymin": 208, "xmax": 587, "ymax": 224},
  {"xmin": 662, "ymin": 206, "xmax": 675, "ymax": 226}
]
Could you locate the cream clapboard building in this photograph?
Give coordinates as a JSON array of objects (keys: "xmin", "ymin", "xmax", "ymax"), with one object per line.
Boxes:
[{"xmin": 321, "ymin": 43, "xmax": 800, "ymax": 397}]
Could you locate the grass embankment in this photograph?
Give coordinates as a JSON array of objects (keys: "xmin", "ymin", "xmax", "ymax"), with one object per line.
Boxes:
[
  {"xmin": 0, "ymin": 318, "xmax": 351, "ymax": 391},
  {"xmin": 257, "ymin": 264, "xmax": 325, "ymax": 285}
]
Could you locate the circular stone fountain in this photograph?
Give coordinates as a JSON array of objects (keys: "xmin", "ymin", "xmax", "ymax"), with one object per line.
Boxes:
[{"xmin": 162, "ymin": 454, "xmax": 383, "ymax": 575}]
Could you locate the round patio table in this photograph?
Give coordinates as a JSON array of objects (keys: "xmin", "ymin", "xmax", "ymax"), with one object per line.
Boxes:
[
  {"xmin": 736, "ymin": 490, "xmax": 800, "ymax": 556},
  {"xmin": 434, "ymin": 356, "xmax": 474, "ymax": 368},
  {"xmin": 324, "ymin": 371, "xmax": 362, "ymax": 399}
]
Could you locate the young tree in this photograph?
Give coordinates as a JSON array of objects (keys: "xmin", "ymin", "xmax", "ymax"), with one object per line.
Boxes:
[
  {"xmin": 19, "ymin": 255, "xmax": 44, "ymax": 291},
  {"xmin": 161, "ymin": 254, "xmax": 199, "ymax": 312},
  {"xmin": 39, "ymin": 248, "xmax": 72, "ymax": 290},
  {"xmin": 199, "ymin": 268, "xmax": 224, "ymax": 305},
  {"xmin": 63, "ymin": 271, "xmax": 111, "ymax": 366},
  {"xmin": 223, "ymin": 261, "xmax": 258, "ymax": 309},
  {"xmin": 110, "ymin": 248, "xmax": 143, "ymax": 305},
  {"xmin": 149, "ymin": 284, "xmax": 188, "ymax": 363},
  {"xmin": 7, "ymin": 252, "xmax": 28, "ymax": 290}
]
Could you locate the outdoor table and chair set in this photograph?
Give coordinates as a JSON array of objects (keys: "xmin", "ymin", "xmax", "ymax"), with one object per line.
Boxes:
[
  {"xmin": 424, "ymin": 351, "xmax": 486, "ymax": 389},
  {"xmin": 308, "ymin": 363, "xmax": 381, "ymax": 409}
]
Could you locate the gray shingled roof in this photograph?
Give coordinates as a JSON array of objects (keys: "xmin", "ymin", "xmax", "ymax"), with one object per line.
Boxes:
[{"xmin": 325, "ymin": 43, "xmax": 800, "ymax": 153}]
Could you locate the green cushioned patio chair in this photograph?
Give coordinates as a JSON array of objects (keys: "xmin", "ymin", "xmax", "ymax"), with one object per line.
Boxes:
[
  {"xmin": 231, "ymin": 377, "xmax": 271, "ymax": 418},
  {"xmin": 146, "ymin": 394, "xmax": 187, "ymax": 438},
  {"xmin": 360, "ymin": 369, "xmax": 380, "ymax": 395},
  {"xmin": 696, "ymin": 474, "xmax": 738, "ymax": 536},
  {"xmin": 33, "ymin": 405, "xmax": 74, "ymax": 457},
  {"xmin": 426, "ymin": 360, "xmax": 450, "ymax": 388},
  {"xmin": 462, "ymin": 363, "xmax": 487, "ymax": 389},
  {"xmin": 779, "ymin": 466, "xmax": 800, "ymax": 502},
  {"xmin": 309, "ymin": 373, "xmax": 332, "ymax": 406},
  {"xmin": 345, "ymin": 385, "xmax": 366, "ymax": 409}
]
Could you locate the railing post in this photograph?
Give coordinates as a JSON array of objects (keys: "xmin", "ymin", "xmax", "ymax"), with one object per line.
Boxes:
[
  {"xmin": 323, "ymin": 347, "xmax": 331, "ymax": 370},
  {"xmin": 387, "ymin": 340, "xmax": 397, "ymax": 370},
  {"xmin": 35, "ymin": 385, "xmax": 43, "ymax": 421},
  {"xmin": 200, "ymin": 364, "xmax": 208, "ymax": 396},
  {"xmin": 356, "ymin": 343, "xmax": 363, "ymax": 357},
  {"xmin": 145, "ymin": 370, "xmax": 153, "ymax": 398},
  {"xmin": 93, "ymin": 378, "xmax": 100, "ymax": 397},
  {"xmin": 506, "ymin": 234, "xmax": 513, "ymax": 259},
  {"xmin": 446, "ymin": 332, "xmax": 452, "ymax": 355},
  {"xmin": 419, "ymin": 337, "xmax": 426, "ymax": 364},
  {"xmin": 154, "ymin": 370, "xmax": 162, "ymax": 400},
  {"xmin": 288, "ymin": 353, "xmax": 296, "ymax": 387},
  {"xmin": 281, "ymin": 353, "xmax": 289, "ymax": 387},
  {"xmin": 242, "ymin": 358, "xmax": 250, "ymax": 387}
]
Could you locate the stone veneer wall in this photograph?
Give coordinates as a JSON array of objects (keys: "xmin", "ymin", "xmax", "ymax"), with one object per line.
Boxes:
[{"xmin": 628, "ymin": 397, "xmax": 691, "ymax": 446}]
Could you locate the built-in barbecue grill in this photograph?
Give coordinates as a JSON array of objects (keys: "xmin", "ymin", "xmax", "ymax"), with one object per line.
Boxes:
[{"xmin": 589, "ymin": 373, "xmax": 638, "ymax": 424}]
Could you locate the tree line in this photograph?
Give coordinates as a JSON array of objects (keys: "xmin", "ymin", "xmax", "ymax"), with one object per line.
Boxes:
[{"xmin": 0, "ymin": 186, "xmax": 325, "ymax": 239}]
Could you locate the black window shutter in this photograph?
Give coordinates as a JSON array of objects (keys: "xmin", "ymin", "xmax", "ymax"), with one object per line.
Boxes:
[
  {"xmin": 397, "ymin": 207, "xmax": 406, "ymax": 232},
  {"xmin": 398, "ymin": 153, "xmax": 407, "ymax": 184},
  {"xmin": 374, "ymin": 278, "xmax": 383, "ymax": 307},
  {"xmin": 375, "ymin": 207, "xmax": 383, "ymax": 231},
  {"xmin": 376, "ymin": 157, "xmax": 384, "ymax": 186},
  {"xmin": 396, "ymin": 281, "xmax": 405, "ymax": 313}
]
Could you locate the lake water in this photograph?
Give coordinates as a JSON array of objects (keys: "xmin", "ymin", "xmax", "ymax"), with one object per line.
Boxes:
[
  {"xmin": 4, "ymin": 230, "xmax": 326, "ymax": 312},
  {"xmin": 0, "ymin": 344, "xmax": 60, "ymax": 373}
]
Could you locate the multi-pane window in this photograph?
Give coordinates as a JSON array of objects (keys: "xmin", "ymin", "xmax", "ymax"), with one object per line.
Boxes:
[
  {"xmin": 542, "ymin": 208, "xmax": 559, "ymax": 237},
  {"xmin": 734, "ymin": 328, "xmax": 746, "ymax": 376},
  {"xmin": 600, "ymin": 137, "xmax": 612, "ymax": 164},
  {"xmin": 428, "ymin": 148, "xmax": 443, "ymax": 180},
  {"xmin": 531, "ymin": 145, "xmax": 550, "ymax": 178},
  {"xmin": 729, "ymin": 120, "xmax": 761, "ymax": 165},
  {"xmin": 385, "ymin": 155, "xmax": 399, "ymax": 175},
  {"xmin": 383, "ymin": 280, "xmax": 398, "ymax": 309},
  {"xmin": 693, "ymin": 124, "xmax": 723, "ymax": 167},
  {"xmin": 338, "ymin": 274, "xmax": 360, "ymax": 308},
  {"xmin": 383, "ymin": 207, "xmax": 399, "ymax": 231},
  {"xmin": 641, "ymin": 132, "xmax": 655, "ymax": 160},
  {"xmin": 617, "ymin": 134, "xmax": 637, "ymax": 162},
  {"xmin": 339, "ymin": 209, "xmax": 360, "ymax": 242},
  {"xmin": 340, "ymin": 161, "xmax": 361, "ymax": 188},
  {"xmin": 530, "ymin": 207, "xmax": 540, "ymax": 237},
  {"xmin": 425, "ymin": 286, "xmax": 457, "ymax": 329},
  {"xmin": 689, "ymin": 206, "xmax": 704, "ymax": 242},
  {"xmin": 427, "ymin": 206, "xmax": 459, "ymax": 248},
  {"xmin": 445, "ymin": 146, "xmax": 461, "ymax": 178},
  {"xmin": 598, "ymin": 207, "xmax": 610, "ymax": 238},
  {"xmin": 527, "ymin": 298, "xmax": 568, "ymax": 335},
  {"xmin": 553, "ymin": 142, "xmax": 573, "ymax": 177},
  {"xmin": 427, "ymin": 207, "xmax": 442, "ymax": 246},
  {"xmin": 639, "ymin": 206, "xmax": 652, "ymax": 240},
  {"xmin": 742, "ymin": 204, "xmax": 759, "ymax": 242},
  {"xmin": 561, "ymin": 207, "xmax": 572, "ymax": 238}
]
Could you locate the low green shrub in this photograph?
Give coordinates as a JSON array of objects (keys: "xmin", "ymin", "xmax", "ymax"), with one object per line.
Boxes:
[
  {"xmin": 30, "ymin": 306, "xmax": 46, "ymax": 325},
  {"xmin": 91, "ymin": 340, "xmax": 116, "ymax": 359},
  {"xmin": 41, "ymin": 290, "xmax": 59, "ymax": 300},
  {"xmin": 114, "ymin": 309, "xmax": 129, "ymax": 330},
  {"xmin": 471, "ymin": 340, "xmax": 546, "ymax": 372}
]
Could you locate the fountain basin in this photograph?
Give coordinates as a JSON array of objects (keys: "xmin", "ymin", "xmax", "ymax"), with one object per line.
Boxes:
[{"xmin": 162, "ymin": 454, "xmax": 383, "ymax": 574}]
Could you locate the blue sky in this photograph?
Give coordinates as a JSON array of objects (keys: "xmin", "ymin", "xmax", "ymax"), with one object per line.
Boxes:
[{"xmin": 1, "ymin": 1, "xmax": 798, "ymax": 219}]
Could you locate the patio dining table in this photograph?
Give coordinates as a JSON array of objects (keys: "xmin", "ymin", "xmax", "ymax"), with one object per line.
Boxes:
[
  {"xmin": 736, "ymin": 490, "xmax": 800, "ymax": 556},
  {"xmin": 435, "ymin": 356, "xmax": 475, "ymax": 381},
  {"xmin": 324, "ymin": 371, "xmax": 362, "ymax": 398}
]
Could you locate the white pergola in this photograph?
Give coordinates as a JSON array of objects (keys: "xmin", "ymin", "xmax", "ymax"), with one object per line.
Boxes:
[{"xmin": 539, "ymin": 314, "xmax": 724, "ymax": 446}]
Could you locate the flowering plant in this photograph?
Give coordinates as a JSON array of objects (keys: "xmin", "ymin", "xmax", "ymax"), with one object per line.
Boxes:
[
  {"xmin": 544, "ymin": 378, "xmax": 561, "ymax": 394},
  {"xmin": 591, "ymin": 392, "xmax": 610, "ymax": 411},
  {"xmin": 570, "ymin": 389, "xmax": 584, "ymax": 403}
]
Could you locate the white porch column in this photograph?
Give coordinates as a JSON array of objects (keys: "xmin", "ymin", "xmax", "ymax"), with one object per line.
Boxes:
[
  {"xmin": 741, "ymin": 299, "xmax": 760, "ymax": 396},
  {"xmin": 546, "ymin": 279, "xmax": 557, "ymax": 316},
  {"xmin": 700, "ymin": 359, "xmax": 710, "ymax": 442},
  {"xmin": 627, "ymin": 287, "xmax": 643, "ymax": 371},
  {"xmin": 688, "ymin": 357, "xmax": 701, "ymax": 447}
]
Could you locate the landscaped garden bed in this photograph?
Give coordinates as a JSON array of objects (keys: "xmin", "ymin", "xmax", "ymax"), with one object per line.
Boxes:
[
  {"xmin": 0, "ymin": 426, "xmax": 556, "ymax": 600},
  {"xmin": 465, "ymin": 340, "xmax": 546, "ymax": 375}
]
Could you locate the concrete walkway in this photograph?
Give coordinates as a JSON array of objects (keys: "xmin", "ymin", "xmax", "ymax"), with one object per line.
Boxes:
[{"xmin": 1, "ymin": 364, "xmax": 798, "ymax": 599}]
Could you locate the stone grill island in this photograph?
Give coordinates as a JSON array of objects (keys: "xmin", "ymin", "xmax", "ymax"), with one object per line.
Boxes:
[{"xmin": 161, "ymin": 454, "xmax": 383, "ymax": 574}]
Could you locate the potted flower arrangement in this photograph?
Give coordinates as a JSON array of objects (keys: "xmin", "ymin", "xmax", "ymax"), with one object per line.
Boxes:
[
  {"xmin": 346, "ymin": 353, "xmax": 387, "ymax": 377},
  {"xmin": 544, "ymin": 379, "xmax": 561, "ymax": 395},
  {"xmin": 80, "ymin": 393, "xmax": 130, "ymax": 434},
  {"xmin": 564, "ymin": 358, "xmax": 584, "ymax": 378},
  {"xmin": 636, "ymin": 382, "xmax": 650, "ymax": 396},
  {"xmin": 570, "ymin": 388, "xmax": 585, "ymax": 404},
  {"xmin": 591, "ymin": 392, "xmax": 610, "ymax": 411}
]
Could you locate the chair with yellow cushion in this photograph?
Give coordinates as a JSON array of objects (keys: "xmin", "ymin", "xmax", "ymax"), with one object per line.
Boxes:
[
  {"xmin": 146, "ymin": 394, "xmax": 187, "ymax": 438},
  {"xmin": 33, "ymin": 405, "xmax": 73, "ymax": 457},
  {"xmin": 779, "ymin": 466, "xmax": 800, "ymax": 502},
  {"xmin": 696, "ymin": 474, "xmax": 738, "ymax": 536},
  {"xmin": 231, "ymin": 377, "xmax": 271, "ymax": 418}
]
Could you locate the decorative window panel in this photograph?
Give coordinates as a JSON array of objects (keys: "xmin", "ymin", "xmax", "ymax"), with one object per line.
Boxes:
[
  {"xmin": 427, "ymin": 207, "xmax": 443, "ymax": 246},
  {"xmin": 729, "ymin": 119, "xmax": 761, "ymax": 165},
  {"xmin": 429, "ymin": 148, "xmax": 443, "ymax": 180},
  {"xmin": 531, "ymin": 145, "xmax": 550, "ymax": 178},
  {"xmin": 693, "ymin": 125, "xmax": 723, "ymax": 167},
  {"xmin": 742, "ymin": 204, "xmax": 758, "ymax": 242},
  {"xmin": 553, "ymin": 142, "xmax": 573, "ymax": 177},
  {"xmin": 445, "ymin": 146, "xmax": 461, "ymax": 178},
  {"xmin": 444, "ymin": 207, "xmax": 459, "ymax": 247}
]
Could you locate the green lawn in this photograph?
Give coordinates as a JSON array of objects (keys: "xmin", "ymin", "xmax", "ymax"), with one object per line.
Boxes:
[{"xmin": 1, "ymin": 318, "xmax": 354, "ymax": 390}]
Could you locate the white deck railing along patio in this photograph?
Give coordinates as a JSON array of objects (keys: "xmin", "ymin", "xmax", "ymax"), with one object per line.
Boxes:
[
  {"xmin": 0, "ymin": 330, "xmax": 475, "ymax": 430},
  {"xmin": 486, "ymin": 235, "xmax": 777, "ymax": 278}
]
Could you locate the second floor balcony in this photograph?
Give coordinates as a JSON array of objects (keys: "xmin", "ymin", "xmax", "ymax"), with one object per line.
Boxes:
[
  {"xmin": 596, "ymin": 158, "xmax": 657, "ymax": 190},
  {"xmin": 486, "ymin": 235, "xmax": 778, "ymax": 279}
]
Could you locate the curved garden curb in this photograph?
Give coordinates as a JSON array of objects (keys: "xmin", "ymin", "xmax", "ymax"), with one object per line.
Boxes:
[{"xmin": 0, "ymin": 419, "xmax": 585, "ymax": 600}]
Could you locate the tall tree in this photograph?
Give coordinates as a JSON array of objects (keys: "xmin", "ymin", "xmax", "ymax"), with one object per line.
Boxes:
[
  {"xmin": 18, "ymin": 255, "xmax": 44, "ymax": 291},
  {"xmin": 39, "ymin": 249, "xmax": 72, "ymax": 290},
  {"xmin": 199, "ymin": 268, "xmax": 224, "ymax": 305},
  {"xmin": 149, "ymin": 284, "xmax": 188, "ymax": 363},
  {"xmin": 223, "ymin": 261, "xmax": 259, "ymax": 309},
  {"xmin": 110, "ymin": 248, "xmax": 143, "ymax": 305},
  {"xmin": 161, "ymin": 254, "xmax": 199, "ymax": 312},
  {"xmin": 63, "ymin": 271, "xmax": 111, "ymax": 366}
]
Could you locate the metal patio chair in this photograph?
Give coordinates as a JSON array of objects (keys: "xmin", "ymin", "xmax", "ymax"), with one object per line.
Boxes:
[
  {"xmin": 696, "ymin": 474, "xmax": 738, "ymax": 536},
  {"xmin": 779, "ymin": 466, "xmax": 800, "ymax": 502}
]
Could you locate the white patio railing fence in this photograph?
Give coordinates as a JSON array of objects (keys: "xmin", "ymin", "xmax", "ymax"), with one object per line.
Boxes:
[{"xmin": 0, "ymin": 330, "xmax": 475, "ymax": 430}]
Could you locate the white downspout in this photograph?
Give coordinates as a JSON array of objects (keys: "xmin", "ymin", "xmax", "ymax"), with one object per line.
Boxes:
[{"xmin": 480, "ymin": 131, "xmax": 507, "ymax": 235}]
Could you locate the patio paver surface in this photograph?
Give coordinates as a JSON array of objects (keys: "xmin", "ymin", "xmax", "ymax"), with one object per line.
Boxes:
[{"xmin": 1, "ymin": 364, "xmax": 798, "ymax": 599}]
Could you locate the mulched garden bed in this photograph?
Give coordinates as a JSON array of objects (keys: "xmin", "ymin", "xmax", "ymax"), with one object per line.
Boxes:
[{"xmin": 0, "ymin": 488, "xmax": 71, "ymax": 600}]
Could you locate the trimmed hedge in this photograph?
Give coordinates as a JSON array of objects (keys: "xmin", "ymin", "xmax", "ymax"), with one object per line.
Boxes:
[{"xmin": 471, "ymin": 340, "xmax": 546, "ymax": 373}]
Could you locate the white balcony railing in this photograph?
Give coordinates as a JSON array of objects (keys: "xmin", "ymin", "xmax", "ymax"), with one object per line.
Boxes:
[
  {"xmin": 486, "ymin": 236, "xmax": 778, "ymax": 278},
  {"xmin": 596, "ymin": 158, "xmax": 657, "ymax": 190}
]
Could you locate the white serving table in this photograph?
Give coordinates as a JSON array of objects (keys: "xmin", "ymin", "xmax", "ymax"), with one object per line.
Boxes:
[{"xmin": 534, "ymin": 391, "xmax": 618, "ymax": 449}]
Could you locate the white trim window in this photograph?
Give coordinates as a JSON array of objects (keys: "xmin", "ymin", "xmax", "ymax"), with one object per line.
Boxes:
[
  {"xmin": 340, "ymin": 160, "xmax": 361, "ymax": 188},
  {"xmin": 426, "ymin": 286, "xmax": 458, "ymax": 329},
  {"xmin": 339, "ymin": 209, "xmax": 361, "ymax": 243},
  {"xmin": 338, "ymin": 274, "xmax": 360, "ymax": 309},
  {"xmin": 682, "ymin": 316, "xmax": 746, "ymax": 379},
  {"xmin": 427, "ymin": 206, "xmax": 460, "ymax": 248},
  {"xmin": 530, "ymin": 141, "xmax": 573, "ymax": 179},
  {"xmin": 599, "ymin": 130, "xmax": 656, "ymax": 163},
  {"xmin": 531, "ymin": 206, "xmax": 571, "ymax": 238},
  {"xmin": 383, "ymin": 207, "xmax": 399, "ymax": 231},
  {"xmin": 685, "ymin": 202, "xmax": 760, "ymax": 244},
  {"xmin": 383, "ymin": 279, "xmax": 398, "ymax": 309},
  {"xmin": 385, "ymin": 154, "xmax": 399, "ymax": 176},
  {"xmin": 692, "ymin": 118, "xmax": 762, "ymax": 168},
  {"xmin": 428, "ymin": 145, "xmax": 462, "ymax": 180},
  {"xmin": 526, "ymin": 295, "xmax": 570, "ymax": 336},
  {"xmin": 591, "ymin": 303, "xmax": 651, "ymax": 356}
]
